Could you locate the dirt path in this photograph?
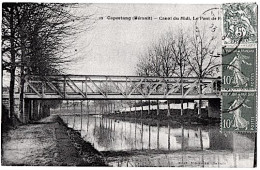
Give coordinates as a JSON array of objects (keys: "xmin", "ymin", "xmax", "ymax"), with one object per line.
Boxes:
[{"xmin": 1, "ymin": 115, "xmax": 106, "ymax": 166}]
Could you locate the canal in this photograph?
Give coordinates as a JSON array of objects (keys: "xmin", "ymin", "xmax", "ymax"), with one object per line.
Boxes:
[{"xmin": 61, "ymin": 115, "xmax": 255, "ymax": 167}]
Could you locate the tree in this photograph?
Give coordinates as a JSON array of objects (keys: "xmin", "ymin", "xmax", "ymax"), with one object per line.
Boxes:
[
  {"xmin": 186, "ymin": 25, "xmax": 221, "ymax": 115},
  {"xmin": 170, "ymin": 29, "xmax": 192, "ymax": 115},
  {"xmin": 2, "ymin": 4, "xmax": 18, "ymax": 123},
  {"xmin": 136, "ymin": 30, "xmax": 193, "ymax": 116},
  {"xmin": 136, "ymin": 26, "xmax": 221, "ymax": 116},
  {"xmin": 187, "ymin": 26, "xmax": 220, "ymax": 79},
  {"xmin": 2, "ymin": 3, "xmax": 94, "ymax": 123},
  {"xmin": 136, "ymin": 32, "xmax": 177, "ymax": 77}
]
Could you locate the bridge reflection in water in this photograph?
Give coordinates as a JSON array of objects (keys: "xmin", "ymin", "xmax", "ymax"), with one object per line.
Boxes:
[{"xmin": 62, "ymin": 115, "xmax": 255, "ymax": 168}]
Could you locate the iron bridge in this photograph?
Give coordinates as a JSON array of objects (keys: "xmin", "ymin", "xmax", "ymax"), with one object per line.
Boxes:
[{"xmin": 8, "ymin": 75, "xmax": 222, "ymax": 100}]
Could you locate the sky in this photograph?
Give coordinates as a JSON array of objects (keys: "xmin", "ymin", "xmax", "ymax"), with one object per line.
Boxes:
[
  {"xmin": 66, "ymin": 4, "xmax": 222, "ymax": 76},
  {"xmin": 2, "ymin": 3, "xmax": 222, "ymax": 87}
]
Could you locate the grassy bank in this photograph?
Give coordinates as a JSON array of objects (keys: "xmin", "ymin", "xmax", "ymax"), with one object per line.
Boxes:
[
  {"xmin": 55, "ymin": 116, "xmax": 107, "ymax": 166},
  {"xmin": 105, "ymin": 109, "xmax": 220, "ymax": 128},
  {"xmin": 1, "ymin": 115, "xmax": 107, "ymax": 166}
]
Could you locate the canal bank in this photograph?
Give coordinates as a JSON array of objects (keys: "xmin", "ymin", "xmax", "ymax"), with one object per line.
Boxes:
[
  {"xmin": 105, "ymin": 108, "xmax": 220, "ymax": 126},
  {"xmin": 62, "ymin": 115, "xmax": 256, "ymax": 167},
  {"xmin": 1, "ymin": 115, "xmax": 107, "ymax": 166}
]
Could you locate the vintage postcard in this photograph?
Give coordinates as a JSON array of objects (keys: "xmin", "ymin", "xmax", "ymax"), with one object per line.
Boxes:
[{"xmin": 1, "ymin": 2, "xmax": 257, "ymax": 168}]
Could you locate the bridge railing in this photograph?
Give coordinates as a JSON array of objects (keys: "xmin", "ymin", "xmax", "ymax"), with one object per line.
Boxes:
[{"xmin": 23, "ymin": 75, "xmax": 221, "ymax": 99}]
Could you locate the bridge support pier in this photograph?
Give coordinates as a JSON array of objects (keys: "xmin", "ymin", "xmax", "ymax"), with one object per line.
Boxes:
[
  {"xmin": 208, "ymin": 98, "xmax": 221, "ymax": 118},
  {"xmin": 32, "ymin": 100, "xmax": 37, "ymax": 120},
  {"xmin": 22, "ymin": 99, "xmax": 51, "ymax": 123},
  {"xmin": 23, "ymin": 99, "xmax": 30, "ymax": 123}
]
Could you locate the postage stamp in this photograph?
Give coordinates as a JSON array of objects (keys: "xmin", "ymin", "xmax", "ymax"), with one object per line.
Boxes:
[
  {"xmin": 222, "ymin": 3, "xmax": 258, "ymax": 44},
  {"xmin": 221, "ymin": 2, "xmax": 257, "ymax": 134},
  {"xmin": 222, "ymin": 48, "xmax": 256, "ymax": 90},
  {"xmin": 221, "ymin": 92, "xmax": 256, "ymax": 132}
]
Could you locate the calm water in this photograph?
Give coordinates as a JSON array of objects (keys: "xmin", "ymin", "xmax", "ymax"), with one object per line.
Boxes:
[{"xmin": 61, "ymin": 114, "xmax": 255, "ymax": 167}]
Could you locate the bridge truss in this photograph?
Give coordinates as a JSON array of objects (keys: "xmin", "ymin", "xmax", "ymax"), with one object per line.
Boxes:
[{"xmin": 19, "ymin": 75, "xmax": 221, "ymax": 100}]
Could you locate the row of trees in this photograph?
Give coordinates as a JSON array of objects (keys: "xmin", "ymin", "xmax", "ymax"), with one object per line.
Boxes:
[
  {"xmin": 136, "ymin": 26, "xmax": 221, "ymax": 115},
  {"xmin": 136, "ymin": 27, "xmax": 221, "ymax": 78},
  {"xmin": 2, "ymin": 3, "xmax": 93, "ymax": 123}
]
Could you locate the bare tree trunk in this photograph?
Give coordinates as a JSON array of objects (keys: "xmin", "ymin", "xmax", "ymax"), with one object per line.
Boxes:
[
  {"xmin": 80, "ymin": 101, "xmax": 83, "ymax": 131},
  {"xmin": 19, "ymin": 64, "xmax": 25, "ymax": 122},
  {"xmin": 141, "ymin": 100, "xmax": 143, "ymax": 118},
  {"xmin": 141, "ymin": 121, "xmax": 144, "ymax": 150},
  {"xmin": 181, "ymin": 126, "xmax": 184, "ymax": 150},
  {"xmin": 148, "ymin": 100, "xmax": 150, "ymax": 115},
  {"xmin": 134, "ymin": 120, "xmax": 137, "ymax": 149},
  {"xmin": 199, "ymin": 127, "xmax": 203, "ymax": 150},
  {"xmin": 134, "ymin": 100, "xmax": 137, "ymax": 117},
  {"xmin": 157, "ymin": 100, "xmax": 160, "ymax": 116},
  {"xmin": 157, "ymin": 121, "xmax": 160, "ymax": 149},
  {"xmin": 198, "ymin": 78, "xmax": 202, "ymax": 116},
  {"xmin": 181, "ymin": 77, "xmax": 184, "ymax": 116},
  {"xmin": 148, "ymin": 124, "xmax": 151, "ymax": 149},
  {"xmin": 9, "ymin": 6, "xmax": 15, "ymax": 125},
  {"xmin": 94, "ymin": 101, "xmax": 96, "ymax": 114},
  {"xmin": 87, "ymin": 100, "xmax": 89, "ymax": 115},
  {"xmin": 18, "ymin": 6, "xmax": 29, "ymax": 123},
  {"xmin": 73, "ymin": 101, "xmax": 75, "ymax": 129},
  {"xmin": 168, "ymin": 123, "xmax": 170, "ymax": 150}
]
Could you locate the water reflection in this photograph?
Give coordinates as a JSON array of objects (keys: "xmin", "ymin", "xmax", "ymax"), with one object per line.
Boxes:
[{"xmin": 62, "ymin": 115, "xmax": 255, "ymax": 167}]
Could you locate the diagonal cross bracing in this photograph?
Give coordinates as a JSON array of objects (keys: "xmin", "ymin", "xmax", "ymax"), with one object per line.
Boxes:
[
  {"xmin": 21, "ymin": 75, "xmax": 221, "ymax": 99},
  {"xmin": 66, "ymin": 77, "xmax": 86, "ymax": 97}
]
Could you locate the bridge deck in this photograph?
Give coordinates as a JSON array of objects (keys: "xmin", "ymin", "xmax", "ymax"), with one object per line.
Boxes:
[{"xmin": 3, "ymin": 75, "xmax": 221, "ymax": 100}]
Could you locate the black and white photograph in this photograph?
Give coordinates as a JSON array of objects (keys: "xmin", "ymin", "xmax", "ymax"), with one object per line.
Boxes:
[{"xmin": 1, "ymin": 1, "xmax": 257, "ymax": 167}]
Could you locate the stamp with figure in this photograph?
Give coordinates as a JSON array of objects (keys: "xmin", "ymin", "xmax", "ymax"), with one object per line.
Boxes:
[
  {"xmin": 222, "ymin": 3, "xmax": 257, "ymax": 44},
  {"xmin": 222, "ymin": 92, "xmax": 256, "ymax": 132},
  {"xmin": 222, "ymin": 48, "xmax": 256, "ymax": 90}
]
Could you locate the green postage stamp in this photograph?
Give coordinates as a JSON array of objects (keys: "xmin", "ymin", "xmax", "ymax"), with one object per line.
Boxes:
[
  {"xmin": 222, "ymin": 48, "xmax": 256, "ymax": 90},
  {"xmin": 221, "ymin": 3, "xmax": 257, "ymax": 133},
  {"xmin": 222, "ymin": 92, "xmax": 256, "ymax": 132}
]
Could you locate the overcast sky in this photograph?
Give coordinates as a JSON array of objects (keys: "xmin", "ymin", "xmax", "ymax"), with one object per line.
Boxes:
[{"xmin": 66, "ymin": 4, "xmax": 221, "ymax": 76}]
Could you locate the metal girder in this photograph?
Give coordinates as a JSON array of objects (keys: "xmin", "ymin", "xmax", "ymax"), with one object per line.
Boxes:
[
  {"xmin": 66, "ymin": 77, "xmax": 85, "ymax": 97},
  {"xmin": 17, "ymin": 75, "xmax": 221, "ymax": 99},
  {"xmin": 44, "ymin": 77, "xmax": 64, "ymax": 98},
  {"xmin": 26, "ymin": 81, "xmax": 42, "ymax": 98}
]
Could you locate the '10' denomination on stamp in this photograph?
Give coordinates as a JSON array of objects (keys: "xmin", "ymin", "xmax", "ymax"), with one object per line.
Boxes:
[
  {"xmin": 222, "ymin": 48, "xmax": 256, "ymax": 90},
  {"xmin": 221, "ymin": 3, "xmax": 257, "ymax": 133},
  {"xmin": 222, "ymin": 92, "xmax": 256, "ymax": 132}
]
